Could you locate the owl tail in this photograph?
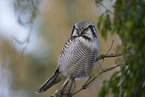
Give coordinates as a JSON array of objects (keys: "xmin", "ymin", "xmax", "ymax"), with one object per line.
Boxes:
[{"xmin": 36, "ymin": 68, "xmax": 63, "ymax": 94}]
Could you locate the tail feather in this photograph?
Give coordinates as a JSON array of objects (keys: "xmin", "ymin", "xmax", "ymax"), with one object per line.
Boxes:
[{"xmin": 36, "ymin": 68, "xmax": 62, "ymax": 94}]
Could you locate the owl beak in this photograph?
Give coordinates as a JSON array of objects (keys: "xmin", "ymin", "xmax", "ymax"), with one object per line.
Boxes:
[
  {"xmin": 78, "ymin": 31, "xmax": 85, "ymax": 36},
  {"xmin": 79, "ymin": 31, "xmax": 81, "ymax": 36}
]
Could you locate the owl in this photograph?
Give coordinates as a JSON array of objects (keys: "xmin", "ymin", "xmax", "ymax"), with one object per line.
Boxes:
[{"xmin": 36, "ymin": 21, "xmax": 99, "ymax": 94}]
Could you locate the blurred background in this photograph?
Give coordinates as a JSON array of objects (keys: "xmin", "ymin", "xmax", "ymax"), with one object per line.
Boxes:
[{"xmin": 0, "ymin": 0, "xmax": 121, "ymax": 97}]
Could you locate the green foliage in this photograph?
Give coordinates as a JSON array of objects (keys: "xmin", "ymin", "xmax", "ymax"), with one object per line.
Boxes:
[
  {"xmin": 97, "ymin": 0, "xmax": 145, "ymax": 97},
  {"xmin": 98, "ymin": 80, "xmax": 109, "ymax": 97}
]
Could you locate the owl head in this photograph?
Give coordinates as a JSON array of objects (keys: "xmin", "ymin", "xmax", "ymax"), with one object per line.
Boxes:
[{"xmin": 71, "ymin": 21, "xmax": 98, "ymax": 41}]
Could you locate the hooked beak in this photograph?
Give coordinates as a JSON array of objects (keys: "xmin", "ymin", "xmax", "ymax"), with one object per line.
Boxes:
[
  {"xmin": 79, "ymin": 31, "xmax": 81, "ymax": 36},
  {"xmin": 78, "ymin": 31, "xmax": 85, "ymax": 36}
]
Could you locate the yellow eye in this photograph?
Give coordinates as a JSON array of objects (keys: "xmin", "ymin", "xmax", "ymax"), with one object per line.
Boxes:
[{"xmin": 84, "ymin": 29, "xmax": 88, "ymax": 32}]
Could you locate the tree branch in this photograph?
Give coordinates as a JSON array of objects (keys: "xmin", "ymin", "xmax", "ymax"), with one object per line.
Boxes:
[
  {"xmin": 96, "ymin": 52, "xmax": 123, "ymax": 62},
  {"xmin": 72, "ymin": 64, "xmax": 121, "ymax": 96}
]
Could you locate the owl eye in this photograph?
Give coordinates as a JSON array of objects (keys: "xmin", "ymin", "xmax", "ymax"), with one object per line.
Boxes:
[{"xmin": 84, "ymin": 28, "xmax": 88, "ymax": 32}]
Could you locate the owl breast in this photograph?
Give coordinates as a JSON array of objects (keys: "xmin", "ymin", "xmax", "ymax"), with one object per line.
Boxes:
[{"xmin": 58, "ymin": 37, "xmax": 98, "ymax": 79}]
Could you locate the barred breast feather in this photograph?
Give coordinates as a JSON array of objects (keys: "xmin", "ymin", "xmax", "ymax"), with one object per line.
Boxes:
[{"xmin": 58, "ymin": 36, "xmax": 98, "ymax": 79}]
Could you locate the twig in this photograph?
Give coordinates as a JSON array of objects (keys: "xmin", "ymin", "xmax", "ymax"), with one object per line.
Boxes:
[
  {"xmin": 96, "ymin": 52, "xmax": 123, "ymax": 62},
  {"xmin": 97, "ymin": 40, "xmax": 114, "ymax": 71},
  {"xmin": 72, "ymin": 64, "xmax": 121, "ymax": 96},
  {"xmin": 106, "ymin": 40, "xmax": 114, "ymax": 54}
]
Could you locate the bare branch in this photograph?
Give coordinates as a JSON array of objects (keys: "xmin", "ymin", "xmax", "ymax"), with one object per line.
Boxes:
[
  {"xmin": 96, "ymin": 40, "xmax": 115, "ymax": 71},
  {"xmin": 72, "ymin": 64, "xmax": 121, "ymax": 96},
  {"xmin": 96, "ymin": 52, "xmax": 123, "ymax": 62},
  {"xmin": 106, "ymin": 40, "xmax": 114, "ymax": 54}
]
